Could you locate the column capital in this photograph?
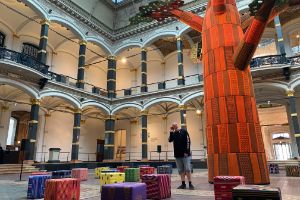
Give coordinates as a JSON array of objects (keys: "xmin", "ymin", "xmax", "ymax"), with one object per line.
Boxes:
[
  {"xmin": 141, "ymin": 47, "xmax": 147, "ymax": 52},
  {"xmin": 178, "ymin": 104, "xmax": 187, "ymax": 110},
  {"xmin": 176, "ymin": 36, "xmax": 182, "ymax": 41},
  {"xmin": 79, "ymin": 40, "xmax": 87, "ymax": 46},
  {"xmin": 40, "ymin": 19, "xmax": 51, "ymax": 25},
  {"xmin": 31, "ymin": 99, "xmax": 41, "ymax": 105},
  {"xmin": 287, "ymin": 89, "xmax": 295, "ymax": 97},
  {"xmin": 107, "ymin": 55, "xmax": 117, "ymax": 60},
  {"xmin": 140, "ymin": 110, "xmax": 148, "ymax": 115},
  {"xmin": 73, "ymin": 108, "xmax": 82, "ymax": 114},
  {"xmin": 1, "ymin": 105, "xmax": 9, "ymax": 111},
  {"xmin": 105, "ymin": 115, "xmax": 116, "ymax": 120}
]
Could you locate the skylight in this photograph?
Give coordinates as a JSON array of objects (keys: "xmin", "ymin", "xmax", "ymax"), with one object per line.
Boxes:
[{"xmin": 112, "ymin": 0, "xmax": 125, "ymax": 3}]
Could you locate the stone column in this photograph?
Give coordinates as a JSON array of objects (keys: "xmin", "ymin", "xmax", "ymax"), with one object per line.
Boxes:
[
  {"xmin": 104, "ymin": 116, "xmax": 115, "ymax": 160},
  {"xmin": 179, "ymin": 105, "xmax": 187, "ymax": 129},
  {"xmin": 25, "ymin": 99, "xmax": 40, "ymax": 160},
  {"xmin": 177, "ymin": 36, "xmax": 185, "ymax": 85},
  {"xmin": 274, "ymin": 16, "xmax": 286, "ymax": 55},
  {"xmin": 141, "ymin": 111, "xmax": 148, "ymax": 159},
  {"xmin": 37, "ymin": 20, "xmax": 50, "ymax": 64},
  {"xmin": 71, "ymin": 109, "xmax": 81, "ymax": 161},
  {"xmin": 141, "ymin": 48, "xmax": 148, "ymax": 92},
  {"xmin": 287, "ymin": 90, "xmax": 300, "ymax": 157},
  {"xmin": 107, "ymin": 56, "xmax": 117, "ymax": 98},
  {"xmin": 76, "ymin": 41, "xmax": 87, "ymax": 89}
]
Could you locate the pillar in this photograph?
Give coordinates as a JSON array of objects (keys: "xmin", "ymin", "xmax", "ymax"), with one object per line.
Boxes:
[
  {"xmin": 274, "ymin": 16, "xmax": 286, "ymax": 55},
  {"xmin": 104, "ymin": 116, "xmax": 115, "ymax": 160},
  {"xmin": 141, "ymin": 111, "xmax": 148, "ymax": 159},
  {"xmin": 287, "ymin": 90, "xmax": 300, "ymax": 157},
  {"xmin": 25, "ymin": 99, "xmax": 40, "ymax": 160},
  {"xmin": 141, "ymin": 48, "xmax": 148, "ymax": 92},
  {"xmin": 71, "ymin": 109, "xmax": 81, "ymax": 161},
  {"xmin": 107, "ymin": 56, "xmax": 117, "ymax": 98},
  {"xmin": 177, "ymin": 36, "xmax": 185, "ymax": 85},
  {"xmin": 179, "ymin": 105, "xmax": 187, "ymax": 130},
  {"xmin": 76, "ymin": 41, "xmax": 87, "ymax": 89},
  {"xmin": 37, "ymin": 20, "xmax": 50, "ymax": 64}
]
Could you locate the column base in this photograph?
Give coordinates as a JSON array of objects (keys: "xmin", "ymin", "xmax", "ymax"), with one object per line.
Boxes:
[
  {"xmin": 70, "ymin": 160, "xmax": 82, "ymax": 163},
  {"xmin": 177, "ymin": 78, "xmax": 185, "ymax": 86},
  {"xmin": 141, "ymin": 86, "xmax": 148, "ymax": 93},
  {"xmin": 23, "ymin": 160, "xmax": 34, "ymax": 164},
  {"xmin": 76, "ymin": 82, "xmax": 84, "ymax": 89}
]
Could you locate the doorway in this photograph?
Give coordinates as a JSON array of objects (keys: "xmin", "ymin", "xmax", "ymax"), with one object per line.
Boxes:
[{"xmin": 115, "ymin": 129, "xmax": 126, "ymax": 161}]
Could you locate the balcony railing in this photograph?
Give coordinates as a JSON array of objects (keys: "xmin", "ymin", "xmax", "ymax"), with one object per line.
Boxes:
[
  {"xmin": 250, "ymin": 54, "xmax": 300, "ymax": 68},
  {"xmin": 116, "ymin": 74, "xmax": 203, "ymax": 98},
  {"xmin": 2, "ymin": 46, "xmax": 300, "ymax": 99},
  {"xmin": 0, "ymin": 47, "xmax": 49, "ymax": 74}
]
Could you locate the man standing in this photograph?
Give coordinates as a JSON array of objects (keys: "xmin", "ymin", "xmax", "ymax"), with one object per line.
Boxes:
[{"xmin": 169, "ymin": 122, "xmax": 194, "ymax": 190}]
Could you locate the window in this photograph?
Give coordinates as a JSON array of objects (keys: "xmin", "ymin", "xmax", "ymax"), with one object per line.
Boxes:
[
  {"xmin": 22, "ymin": 43, "xmax": 39, "ymax": 58},
  {"xmin": 6, "ymin": 117, "xmax": 17, "ymax": 146},
  {"xmin": 273, "ymin": 143, "xmax": 292, "ymax": 160},
  {"xmin": 0, "ymin": 32, "xmax": 5, "ymax": 47},
  {"xmin": 272, "ymin": 133, "xmax": 290, "ymax": 139}
]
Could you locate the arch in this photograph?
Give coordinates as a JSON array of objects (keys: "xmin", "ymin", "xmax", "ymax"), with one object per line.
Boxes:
[
  {"xmin": 143, "ymin": 97, "xmax": 181, "ymax": 110},
  {"xmin": 113, "ymin": 42, "xmax": 143, "ymax": 55},
  {"xmin": 86, "ymin": 36, "xmax": 113, "ymax": 55},
  {"xmin": 49, "ymin": 15, "xmax": 85, "ymax": 40},
  {"xmin": 254, "ymin": 82, "xmax": 289, "ymax": 93},
  {"xmin": 111, "ymin": 103, "xmax": 143, "ymax": 115},
  {"xmin": 181, "ymin": 91, "xmax": 204, "ymax": 105},
  {"xmin": 15, "ymin": 16, "xmax": 41, "ymax": 34},
  {"xmin": 40, "ymin": 90, "xmax": 81, "ymax": 108},
  {"xmin": 0, "ymin": 77, "xmax": 39, "ymax": 99},
  {"xmin": 178, "ymin": 26, "xmax": 193, "ymax": 37},
  {"xmin": 143, "ymin": 31, "xmax": 177, "ymax": 47},
  {"xmin": 22, "ymin": 0, "xmax": 48, "ymax": 20},
  {"xmin": 81, "ymin": 101, "xmax": 110, "ymax": 115},
  {"xmin": 290, "ymin": 77, "xmax": 300, "ymax": 91}
]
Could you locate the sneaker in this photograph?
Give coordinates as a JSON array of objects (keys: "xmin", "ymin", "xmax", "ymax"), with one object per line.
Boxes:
[
  {"xmin": 189, "ymin": 184, "xmax": 195, "ymax": 190},
  {"xmin": 177, "ymin": 184, "xmax": 186, "ymax": 189}
]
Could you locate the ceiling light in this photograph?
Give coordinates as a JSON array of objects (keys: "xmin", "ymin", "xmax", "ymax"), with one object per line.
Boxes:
[
  {"xmin": 297, "ymin": 35, "xmax": 300, "ymax": 39},
  {"xmin": 121, "ymin": 58, "xmax": 127, "ymax": 63}
]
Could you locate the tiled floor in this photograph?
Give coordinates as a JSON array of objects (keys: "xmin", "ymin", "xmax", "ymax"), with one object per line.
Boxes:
[{"xmin": 0, "ymin": 169, "xmax": 299, "ymax": 199}]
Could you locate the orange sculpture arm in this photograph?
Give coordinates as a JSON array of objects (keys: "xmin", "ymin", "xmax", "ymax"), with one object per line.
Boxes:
[
  {"xmin": 170, "ymin": 9, "xmax": 204, "ymax": 33},
  {"xmin": 235, "ymin": 0, "xmax": 300, "ymax": 70},
  {"xmin": 234, "ymin": 0, "xmax": 276, "ymax": 70}
]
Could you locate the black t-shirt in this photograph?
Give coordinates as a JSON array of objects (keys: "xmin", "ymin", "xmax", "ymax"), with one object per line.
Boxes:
[{"xmin": 168, "ymin": 129, "xmax": 191, "ymax": 158}]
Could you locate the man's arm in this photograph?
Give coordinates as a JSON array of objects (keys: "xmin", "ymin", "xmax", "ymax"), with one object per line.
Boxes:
[
  {"xmin": 169, "ymin": 131, "xmax": 175, "ymax": 142},
  {"xmin": 183, "ymin": 130, "xmax": 191, "ymax": 155}
]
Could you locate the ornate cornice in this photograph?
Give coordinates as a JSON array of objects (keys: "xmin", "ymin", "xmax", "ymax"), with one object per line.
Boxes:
[{"xmin": 47, "ymin": 0, "xmax": 207, "ymax": 42}]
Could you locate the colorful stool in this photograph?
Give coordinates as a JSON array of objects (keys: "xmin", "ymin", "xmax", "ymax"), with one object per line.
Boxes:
[
  {"xmin": 71, "ymin": 168, "xmax": 88, "ymax": 181},
  {"xmin": 27, "ymin": 175, "xmax": 51, "ymax": 199},
  {"xmin": 157, "ymin": 165, "xmax": 173, "ymax": 174},
  {"xmin": 139, "ymin": 166, "xmax": 155, "ymax": 179},
  {"xmin": 214, "ymin": 176, "xmax": 245, "ymax": 200},
  {"xmin": 232, "ymin": 185, "xmax": 282, "ymax": 200},
  {"xmin": 95, "ymin": 167, "xmax": 110, "ymax": 178},
  {"xmin": 117, "ymin": 166, "xmax": 130, "ymax": 172},
  {"xmin": 100, "ymin": 172, "xmax": 125, "ymax": 191},
  {"xmin": 44, "ymin": 178, "xmax": 80, "ymax": 200},
  {"xmin": 125, "ymin": 168, "xmax": 140, "ymax": 182},
  {"xmin": 51, "ymin": 170, "xmax": 71, "ymax": 179},
  {"xmin": 285, "ymin": 165, "xmax": 299, "ymax": 177},
  {"xmin": 101, "ymin": 182, "xmax": 147, "ymax": 200},
  {"xmin": 141, "ymin": 174, "xmax": 171, "ymax": 199}
]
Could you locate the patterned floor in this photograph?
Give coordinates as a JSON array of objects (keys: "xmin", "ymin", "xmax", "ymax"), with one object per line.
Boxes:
[{"xmin": 0, "ymin": 169, "xmax": 299, "ymax": 199}]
